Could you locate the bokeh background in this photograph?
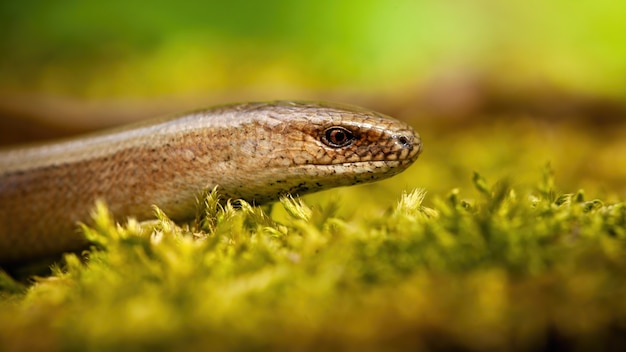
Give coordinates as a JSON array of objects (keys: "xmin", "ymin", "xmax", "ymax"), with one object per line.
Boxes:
[{"xmin": 1, "ymin": 0, "xmax": 625, "ymax": 202}]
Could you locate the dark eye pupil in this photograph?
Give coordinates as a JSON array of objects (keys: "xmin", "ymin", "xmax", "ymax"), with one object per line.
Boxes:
[
  {"xmin": 323, "ymin": 127, "xmax": 354, "ymax": 147},
  {"xmin": 331, "ymin": 130, "xmax": 346, "ymax": 143}
]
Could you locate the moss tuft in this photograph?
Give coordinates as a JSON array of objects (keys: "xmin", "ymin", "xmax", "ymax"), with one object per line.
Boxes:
[{"xmin": 2, "ymin": 170, "xmax": 626, "ymax": 350}]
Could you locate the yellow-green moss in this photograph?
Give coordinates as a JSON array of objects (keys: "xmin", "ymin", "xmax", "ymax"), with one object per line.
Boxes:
[{"xmin": 1, "ymin": 165, "xmax": 625, "ymax": 351}]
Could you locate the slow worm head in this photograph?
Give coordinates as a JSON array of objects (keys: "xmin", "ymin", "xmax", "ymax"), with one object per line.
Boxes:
[{"xmin": 0, "ymin": 100, "xmax": 422, "ymax": 263}]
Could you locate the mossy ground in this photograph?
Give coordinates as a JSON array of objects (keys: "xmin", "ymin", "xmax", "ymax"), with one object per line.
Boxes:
[{"xmin": 1, "ymin": 120, "xmax": 626, "ymax": 351}]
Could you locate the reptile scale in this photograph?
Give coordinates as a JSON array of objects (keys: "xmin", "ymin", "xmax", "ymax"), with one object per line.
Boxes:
[{"xmin": 0, "ymin": 101, "xmax": 422, "ymax": 263}]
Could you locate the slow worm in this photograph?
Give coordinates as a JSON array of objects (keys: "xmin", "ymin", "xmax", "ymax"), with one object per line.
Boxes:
[{"xmin": 0, "ymin": 101, "xmax": 422, "ymax": 263}]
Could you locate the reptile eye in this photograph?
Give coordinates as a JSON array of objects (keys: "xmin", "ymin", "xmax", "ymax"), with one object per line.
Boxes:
[{"xmin": 323, "ymin": 127, "xmax": 354, "ymax": 148}]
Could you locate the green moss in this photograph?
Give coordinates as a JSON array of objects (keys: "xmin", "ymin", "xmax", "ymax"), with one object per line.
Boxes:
[{"xmin": 1, "ymin": 165, "xmax": 625, "ymax": 351}]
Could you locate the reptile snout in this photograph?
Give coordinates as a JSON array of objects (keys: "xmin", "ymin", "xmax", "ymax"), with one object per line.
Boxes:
[{"xmin": 392, "ymin": 129, "xmax": 422, "ymax": 161}]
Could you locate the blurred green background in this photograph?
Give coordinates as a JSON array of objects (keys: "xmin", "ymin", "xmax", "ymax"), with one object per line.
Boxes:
[
  {"xmin": 2, "ymin": 0, "xmax": 626, "ymax": 98},
  {"xmin": 1, "ymin": 0, "xmax": 625, "ymax": 198}
]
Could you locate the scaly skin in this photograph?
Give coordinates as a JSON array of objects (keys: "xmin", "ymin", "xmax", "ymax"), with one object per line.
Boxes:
[{"xmin": 0, "ymin": 101, "xmax": 422, "ymax": 263}]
